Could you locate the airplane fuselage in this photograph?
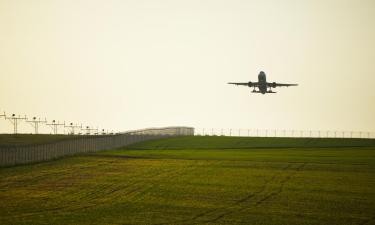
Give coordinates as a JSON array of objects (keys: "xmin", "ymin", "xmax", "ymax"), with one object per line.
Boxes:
[{"xmin": 258, "ymin": 71, "xmax": 268, "ymax": 94}]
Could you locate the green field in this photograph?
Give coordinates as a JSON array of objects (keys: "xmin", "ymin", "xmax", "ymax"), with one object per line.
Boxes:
[
  {"xmin": 1, "ymin": 136, "xmax": 375, "ymax": 225},
  {"xmin": 0, "ymin": 134, "xmax": 83, "ymax": 147}
]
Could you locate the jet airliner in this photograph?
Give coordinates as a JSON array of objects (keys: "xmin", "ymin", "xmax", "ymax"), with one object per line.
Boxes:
[{"xmin": 228, "ymin": 71, "xmax": 298, "ymax": 94}]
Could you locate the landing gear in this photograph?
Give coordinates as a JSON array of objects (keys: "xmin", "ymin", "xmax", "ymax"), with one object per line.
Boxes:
[{"xmin": 267, "ymin": 88, "xmax": 276, "ymax": 93}]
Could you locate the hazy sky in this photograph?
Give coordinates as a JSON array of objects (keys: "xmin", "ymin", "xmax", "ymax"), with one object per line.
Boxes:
[{"xmin": 1, "ymin": 0, "xmax": 374, "ymax": 134}]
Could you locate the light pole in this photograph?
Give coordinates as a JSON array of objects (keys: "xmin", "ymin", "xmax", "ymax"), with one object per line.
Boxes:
[
  {"xmin": 6, "ymin": 114, "xmax": 27, "ymax": 134},
  {"xmin": 46, "ymin": 120, "xmax": 65, "ymax": 135},
  {"xmin": 81, "ymin": 126, "xmax": 97, "ymax": 135},
  {"xmin": 26, "ymin": 117, "xmax": 47, "ymax": 134},
  {"xmin": 64, "ymin": 123, "xmax": 82, "ymax": 135}
]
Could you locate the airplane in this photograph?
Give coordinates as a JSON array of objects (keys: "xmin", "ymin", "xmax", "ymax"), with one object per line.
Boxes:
[{"xmin": 228, "ymin": 71, "xmax": 298, "ymax": 94}]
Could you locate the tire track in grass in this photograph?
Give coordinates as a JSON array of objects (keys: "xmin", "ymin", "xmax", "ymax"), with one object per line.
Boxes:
[
  {"xmin": 8, "ymin": 158, "xmax": 175, "ymax": 219},
  {"xmin": 49, "ymin": 160, "xmax": 201, "ymax": 224},
  {"xmin": 204, "ymin": 163, "xmax": 306, "ymax": 224},
  {"xmin": 59, "ymin": 166, "xmax": 179, "ymax": 212},
  {"xmin": 192, "ymin": 163, "xmax": 306, "ymax": 224},
  {"xmin": 160, "ymin": 163, "xmax": 294, "ymax": 225},
  {"xmin": 255, "ymin": 162, "xmax": 306, "ymax": 206},
  {"xmin": 4, "ymin": 159, "xmax": 192, "ymax": 222},
  {"xmin": 1, "ymin": 163, "xmax": 103, "ymax": 219},
  {"xmin": 359, "ymin": 216, "xmax": 375, "ymax": 225},
  {"xmin": 129, "ymin": 162, "xmax": 199, "ymax": 203}
]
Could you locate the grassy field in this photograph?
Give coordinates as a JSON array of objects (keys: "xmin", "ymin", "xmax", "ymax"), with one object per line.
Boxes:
[
  {"xmin": 0, "ymin": 136, "xmax": 375, "ymax": 225},
  {"xmin": 125, "ymin": 136, "xmax": 375, "ymax": 149},
  {"xmin": 0, "ymin": 134, "xmax": 84, "ymax": 147}
]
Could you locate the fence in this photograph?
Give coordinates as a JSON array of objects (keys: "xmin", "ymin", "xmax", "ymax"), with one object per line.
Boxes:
[
  {"xmin": 0, "ymin": 126, "xmax": 194, "ymax": 167},
  {"xmin": 195, "ymin": 128, "xmax": 375, "ymax": 139}
]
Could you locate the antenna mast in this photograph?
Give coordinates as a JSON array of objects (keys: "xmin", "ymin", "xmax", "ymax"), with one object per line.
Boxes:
[
  {"xmin": 26, "ymin": 117, "xmax": 47, "ymax": 134},
  {"xmin": 6, "ymin": 114, "xmax": 27, "ymax": 134}
]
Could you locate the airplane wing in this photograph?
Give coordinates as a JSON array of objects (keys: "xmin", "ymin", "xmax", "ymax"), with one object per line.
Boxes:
[
  {"xmin": 267, "ymin": 82, "xmax": 298, "ymax": 87},
  {"xmin": 228, "ymin": 82, "xmax": 259, "ymax": 87}
]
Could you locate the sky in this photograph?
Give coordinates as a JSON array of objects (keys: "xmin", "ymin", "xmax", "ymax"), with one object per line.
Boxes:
[{"xmin": 0, "ymin": 0, "xmax": 375, "ymax": 134}]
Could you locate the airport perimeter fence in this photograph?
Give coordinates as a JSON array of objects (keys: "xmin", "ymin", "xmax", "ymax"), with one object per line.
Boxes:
[
  {"xmin": 0, "ymin": 126, "xmax": 194, "ymax": 167},
  {"xmin": 195, "ymin": 128, "xmax": 375, "ymax": 139}
]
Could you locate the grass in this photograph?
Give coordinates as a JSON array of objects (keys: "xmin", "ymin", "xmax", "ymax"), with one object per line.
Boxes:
[
  {"xmin": 0, "ymin": 134, "xmax": 82, "ymax": 147},
  {"xmin": 0, "ymin": 134, "xmax": 103, "ymax": 147},
  {"xmin": 0, "ymin": 136, "xmax": 375, "ymax": 224},
  {"xmin": 125, "ymin": 136, "xmax": 375, "ymax": 149}
]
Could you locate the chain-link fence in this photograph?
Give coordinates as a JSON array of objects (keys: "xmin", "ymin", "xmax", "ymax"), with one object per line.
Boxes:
[
  {"xmin": 194, "ymin": 128, "xmax": 375, "ymax": 139},
  {"xmin": 0, "ymin": 127, "xmax": 194, "ymax": 167}
]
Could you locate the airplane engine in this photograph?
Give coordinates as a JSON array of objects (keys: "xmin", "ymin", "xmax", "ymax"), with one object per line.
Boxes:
[
  {"xmin": 271, "ymin": 82, "xmax": 276, "ymax": 88},
  {"xmin": 248, "ymin": 82, "xmax": 253, "ymax": 87}
]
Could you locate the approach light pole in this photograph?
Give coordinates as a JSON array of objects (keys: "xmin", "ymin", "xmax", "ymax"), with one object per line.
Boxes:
[
  {"xmin": 6, "ymin": 114, "xmax": 27, "ymax": 134},
  {"xmin": 26, "ymin": 117, "xmax": 47, "ymax": 134},
  {"xmin": 46, "ymin": 120, "xmax": 65, "ymax": 135},
  {"xmin": 0, "ymin": 111, "xmax": 5, "ymax": 125},
  {"xmin": 64, "ymin": 123, "xmax": 82, "ymax": 135},
  {"xmin": 94, "ymin": 127, "xmax": 99, "ymax": 135},
  {"xmin": 81, "ymin": 126, "xmax": 97, "ymax": 135}
]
